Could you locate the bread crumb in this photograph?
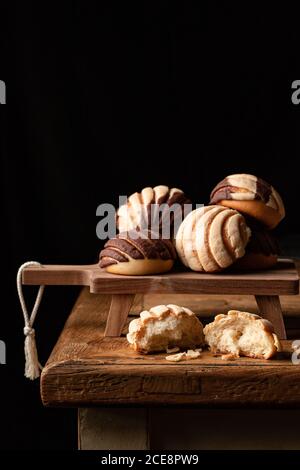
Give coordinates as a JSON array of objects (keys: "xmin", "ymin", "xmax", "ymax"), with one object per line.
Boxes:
[
  {"xmin": 186, "ymin": 350, "xmax": 201, "ymax": 359},
  {"xmin": 166, "ymin": 346, "xmax": 180, "ymax": 354},
  {"xmin": 221, "ymin": 353, "xmax": 239, "ymax": 361},
  {"xmin": 165, "ymin": 349, "xmax": 201, "ymax": 362},
  {"xmin": 165, "ymin": 352, "xmax": 186, "ymax": 362}
]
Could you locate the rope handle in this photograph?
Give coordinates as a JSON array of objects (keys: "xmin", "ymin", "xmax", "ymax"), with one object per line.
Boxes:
[{"xmin": 16, "ymin": 261, "xmax": 45, "ymax": 380}]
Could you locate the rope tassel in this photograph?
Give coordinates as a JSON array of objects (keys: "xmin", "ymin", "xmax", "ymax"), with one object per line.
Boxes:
[
  {"xmin": 17, "ymin": 262, "xmax": 45, "ymax": 380},
  {"xmin": 24, "ymin": 326, "xmax": 42, "ymax": 380}
]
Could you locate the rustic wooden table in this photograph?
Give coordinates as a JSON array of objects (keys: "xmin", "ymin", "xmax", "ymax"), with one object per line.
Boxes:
[{"xmin": 40, "ymin": 263, "xmax": 300, "ymax": 449}]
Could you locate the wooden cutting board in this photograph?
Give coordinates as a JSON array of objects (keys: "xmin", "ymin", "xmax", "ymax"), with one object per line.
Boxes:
[
  {"xmin": 22, "ymin": 258, "xmax": 299, "ymax": 339},
  {"xmin": 22, "ymin": 258, "xmax": 299, "ymax": 295}
]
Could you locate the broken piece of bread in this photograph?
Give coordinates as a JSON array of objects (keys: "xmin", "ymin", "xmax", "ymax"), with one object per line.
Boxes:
[
  {"xmin": 165, "ymin": 349, "xmax": 201, "ymax": 362},
  {"xmin": 203, "ymin": 310, "xmax": 281, "ymax": 359},
  {"xmin": 165, "ymin": 352, "xmax": 186, "ymax": 362},
  {"xmin": 127, "ymin": 304, "xmax": 204, "ymax": 354}
]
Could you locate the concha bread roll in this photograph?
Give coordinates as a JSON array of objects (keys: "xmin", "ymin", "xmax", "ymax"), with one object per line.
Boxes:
[
  {"xmin": 127, "ymin": 304, "xmax": 204, "ymax": 353},
  {"xmin": 209, "ymin": 174, "xmax": 285, "ymax": 229},
  {"xmin": 175, "ymin": 205, "xmax": 251, "ymax": 272},
  {"xmin": 99, "ymin": 229, "xmax": 176, "ymax": 275},
  {"xmin": 204, "ymin": 310, "xmax": 281, "ymax": 359},
  {"xmin": 116, "ymin": 185, "xmax": 191, "ymax": 236},
  {"xmin": 233, "ymin": 225, "xmax": 279, "ymax": 270}
]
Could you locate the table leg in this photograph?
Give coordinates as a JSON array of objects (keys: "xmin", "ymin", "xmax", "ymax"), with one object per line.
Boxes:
[
  {"xmin": 78, "ymin": 408, "xmax": 300, "ymax": 450},
  {"xmin": 104, "ymin": 294, "xmax": 135, "ymax": 337},
  {"xmin": 78, "ymin": 408, "xmax": 149, "ymax": 450},
  {"xmin": 255, "ymin": 295, "xmax": 287, "ymax": 339}
]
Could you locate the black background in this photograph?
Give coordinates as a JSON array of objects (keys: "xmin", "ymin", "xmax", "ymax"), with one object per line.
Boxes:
[{"xmin": 1, "ymin": 2, "xmax": 300, "ymax": 450}]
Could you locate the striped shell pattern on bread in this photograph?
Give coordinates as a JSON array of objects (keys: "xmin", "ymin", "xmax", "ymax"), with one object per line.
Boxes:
[
  {"xmin": 175, "ymin": 205, "xmax": 251, "ymax": 272},
  {"xmin": 116, "ymin": 185, "xmax": 191, "ymax": 237}
]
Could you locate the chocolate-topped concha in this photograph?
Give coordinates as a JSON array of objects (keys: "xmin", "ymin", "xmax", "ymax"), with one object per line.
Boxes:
[
  {"xmin": 209, "ymin": 174, "xmax": 285, "ymax": 229},
  {"xmin": 99, "ymin": 229, "xmax": 176, "ymax": 275},
  {"xmin": 232, "ymin": 224, "xmax": 280, "ymax": 270},
  {"xmin": 245, "ymin": 225, "xmax": 280, "ymax": 256},
  {"xmin": 116, "ymin": 185, "xmax": 191, "ymax": 237}
]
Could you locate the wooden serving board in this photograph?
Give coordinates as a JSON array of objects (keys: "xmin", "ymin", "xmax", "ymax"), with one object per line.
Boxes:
[
  {"xmin": 22, "ymin": 258, "xmax": 299, "ymax": 295},
  {"xmin": 22, "ymin": 258, "xmax": 299, "ymax": 339}
]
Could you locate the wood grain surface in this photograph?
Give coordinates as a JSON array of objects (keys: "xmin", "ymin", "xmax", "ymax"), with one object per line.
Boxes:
[
  {"xmin": 41, "ymin": 286, "xmax": 300, "ymax": 407},
  {"xmin": 23, "ymin": 258, "xmax": 299, "ymax": 295}
]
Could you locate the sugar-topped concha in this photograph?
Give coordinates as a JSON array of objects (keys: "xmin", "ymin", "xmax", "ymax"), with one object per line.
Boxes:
[
  {"xmin": 127, "ymin": 304, "xmax": 204, "ymax": 353},
  {"xmin": 175, "ymin": 205, "xmax": 251, "ymax": 272}
]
